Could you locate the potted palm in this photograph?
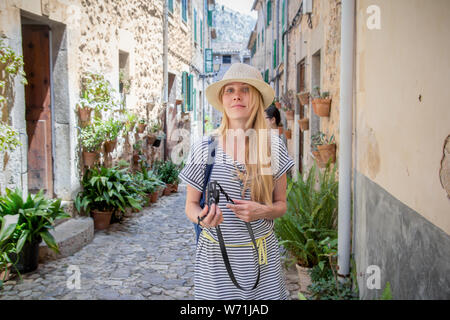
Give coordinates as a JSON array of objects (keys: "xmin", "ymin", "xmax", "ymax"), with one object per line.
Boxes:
[
  {"xmin": 311, "ymin": 87, "xmax": 331, "ymax": 117},
  {"xmin": 79, "ymin": 123, "xmax": 104, "ymax": 167},
  {"xmin": 75, "ymin": 166, "xmax": 144, "ymax": 229},
  {"xmin": 0, "ymin": 188, "xmax": 69, "ymax": 273},
  {"xmin": 274, "ymin": 163, "xmax": 338, "ymax": 292}
]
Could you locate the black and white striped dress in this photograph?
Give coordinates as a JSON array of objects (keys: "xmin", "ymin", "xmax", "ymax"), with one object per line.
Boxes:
[{"xmin": 179, "ymin": 133, "xmax": 295, "ymax": 300}]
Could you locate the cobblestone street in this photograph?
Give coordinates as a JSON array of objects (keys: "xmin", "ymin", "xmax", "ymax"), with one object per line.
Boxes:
[{"xmin": 0, "ymin": 184, "xmax": 300, "ymax": 300}]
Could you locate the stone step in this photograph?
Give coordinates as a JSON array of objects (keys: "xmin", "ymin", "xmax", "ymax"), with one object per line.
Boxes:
[{"xmin": 39, "ymin": 217, "xmax": 94, "ymax": 263}]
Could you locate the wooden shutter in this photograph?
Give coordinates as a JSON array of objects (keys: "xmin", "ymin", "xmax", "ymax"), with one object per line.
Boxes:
[
  {"xmin": 181, "ymin": 71, "xmax": 187, "ymax": 113},
  {"xmin": 194, "ymin": 9, "xmax": 197, "ymax": 43},
  {"xmin": 273, "ymin": 40, "xmax": 277, "ymax": 69},
  {"xmin": 267, "ymin": 1, "xmax": 272, "ymax": 26}
]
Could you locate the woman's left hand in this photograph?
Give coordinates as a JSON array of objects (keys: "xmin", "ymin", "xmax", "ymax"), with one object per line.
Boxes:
[{"xmin": 226, "ymin": 199, "xmax": 268, "ymax": 222}]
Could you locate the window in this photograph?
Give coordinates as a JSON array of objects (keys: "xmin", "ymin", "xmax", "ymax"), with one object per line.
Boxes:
[
  {"xmin": 168, "ymin": 0, "xmax": 174, "ymax": 13},
  {"xmin": 181, "ymin": 72, "xmax": 193, "ymax": 112},
  {"xmin": 222, "ymin": 55, "xmax": 231, "ymax": 64},
  {"xmin": 181, "ymin": 0, "xmax": 187, "ymax": 23}
]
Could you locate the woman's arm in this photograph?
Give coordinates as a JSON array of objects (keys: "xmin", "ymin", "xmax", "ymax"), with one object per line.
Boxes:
[{"xmin": 226, "ymin": 173, "xmax": 289, "ymax": 222}]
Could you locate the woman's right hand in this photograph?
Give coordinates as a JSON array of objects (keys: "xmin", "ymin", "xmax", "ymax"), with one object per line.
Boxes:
[{"xmin": 198, "ymin": 203, "xmax": 224, "ymax": 228}]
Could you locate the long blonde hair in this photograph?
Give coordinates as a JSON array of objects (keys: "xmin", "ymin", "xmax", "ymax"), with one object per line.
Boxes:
[{"xmin": 215, "ymin": 84, "xmax": 274, "ymax": 206}]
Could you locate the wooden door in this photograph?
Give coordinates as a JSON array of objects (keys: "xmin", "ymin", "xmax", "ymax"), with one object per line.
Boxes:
[
  {"xmin": 297, "ymin": 59, "xmax": 306, "ymax": 174},
  {"xmin": 22, "ymin": 25, "xmax": 53, "ymax": 197}
]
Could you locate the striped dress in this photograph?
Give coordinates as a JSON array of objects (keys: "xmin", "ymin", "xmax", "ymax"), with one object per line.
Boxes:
[{"xmin": 179, "ymin": 133, "xmax": 295, "ymax": 300}]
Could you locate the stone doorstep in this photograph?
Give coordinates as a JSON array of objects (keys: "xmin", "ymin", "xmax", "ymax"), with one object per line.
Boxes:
[{"xmin": 38, "ymin": 217, "xmax": 94, "ymax": 263}]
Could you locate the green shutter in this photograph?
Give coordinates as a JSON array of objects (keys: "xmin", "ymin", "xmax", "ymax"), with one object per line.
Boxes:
[
  {"xmin": 200, "ymin": 19, "xmax": 203, "ymax": 49},
  {"xmin": 264, "ymin": 69, "xmax": 269, "ymax": 83},
  {"xmin": 193, "ymin": 89, "xmax": 197, "ymax": 120},
  {"xmin": 181, "ymin": 72, "xmax": 187, "ymax": 113},
  {"xmin": 182, "ymin": 0, "xmax": 187, "ymax": 22},
  {"xmin": 194, "ymin": 9, "xmax": 197, "ymax": 43},
  {"xmin": 208, "ymin": 10, "xmax": 213, "ymax": 27},
  {"xmin": 282, "ymin": 39, "xmax": 284, "ymax": 62},
  {"xmin": 187, "ymin": 75, "xmax": 193, "ymax": 111},
  {"xmin": 168, "ymin": 0, "xmax": 173, "ymax": 13},
  {"xmin": 273, "ymin": 40, "xmax": 277, "ymax": 69},
  {"xmin": 282, "ymin": 0, "xmax": 285, "ymax": 32},
  {"xmin": 262, "ymin": 28, "xmax": 264, "ymax": 43},
  {"xmin": 267, "ymin": 1, "xmax": 272, "ymax": 26}
]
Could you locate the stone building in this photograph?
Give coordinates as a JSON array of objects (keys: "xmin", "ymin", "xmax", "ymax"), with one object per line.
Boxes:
[
  {"xmin": 0, "ymin": 0, "xmax": 215, "ymax": 256},
  {"xmin": 248, "ymin": 0, "xmax": 450, "ymax": 299}
]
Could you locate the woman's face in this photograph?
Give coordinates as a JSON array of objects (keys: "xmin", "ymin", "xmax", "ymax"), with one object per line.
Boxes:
[
  {"xmin": 265, "ymin": 112, "xmax": 276, "ymax": 128},
  {"xmin": 221, "ymin": 82, "xmax": 253, "ymax": 122}
]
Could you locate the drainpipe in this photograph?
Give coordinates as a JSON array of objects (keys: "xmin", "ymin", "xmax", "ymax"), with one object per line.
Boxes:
[
  {"xmin": 337, "ymin": 0, "xmax": 355, "ymax": 282},
  {"xmin": 163, "ymin": 0, "xmax": 168, "ymax": 160}
]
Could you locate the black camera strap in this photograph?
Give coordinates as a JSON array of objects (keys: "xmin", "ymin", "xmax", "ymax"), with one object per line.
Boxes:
[{"xmin": 199, "ymin": 136, "xmax": 261, "ymax": 291}]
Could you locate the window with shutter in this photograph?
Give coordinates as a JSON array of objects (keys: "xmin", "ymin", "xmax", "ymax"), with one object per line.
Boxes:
[
  {"xmin": 182, "ymin": 0, "xmax": 187, "ymax": 23},
  {"xmin": 267, "ymin": 1, "xmax": 272, "ymax": 26},
  {"xmin": 273, "ymin": 40, "xmax": 277, "ymax": 69},
  {"xmin": 181, "ymin": 72, "xmax": 187, "ymax": 113},
  {"xmin": 168, "ymin": 0, "xmax": 173, "ymax": 13},
  {"xmin": 187, "ymin": 75, "xmax": 193, "ymax": 111}
]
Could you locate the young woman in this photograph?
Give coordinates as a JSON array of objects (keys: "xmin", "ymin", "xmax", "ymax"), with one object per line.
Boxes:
[
  {"xmin": 265, "ymin": 104, "xmax": 287, "ymax": 147},
  {"xmin": 179, "ymin": 63, "xmax": 294, "ymax": 300}
]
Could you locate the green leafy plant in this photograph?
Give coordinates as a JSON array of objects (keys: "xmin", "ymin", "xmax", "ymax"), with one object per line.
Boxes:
[
  {"xmin": 79, "ymin": 123, "xmax": 105, "ymax": 152},
  {"xmin": 312, "ymin": 86, "xmax": 330, "ymax": 99},
  {"xmin": 77, "ymin": 71, "xmax": 120, "ymax": 113},
  {"xmin": 75, "ymin": 166, "xmax": 144, "ymax": 218},
  {"xmin": 311, "ymin": 132, "xmax": 335, "ymax": 151},
  {"xmin": 0, "ymin": 188, "xmax": 69, "ymax": 255},
  {"xmin": 0, "ymin": 214, "xmax": 20, "ymax": 285},
  {"xmin": 0, "ymin": 39, "xmax": 27, "ymax": 153},
  {"xmin": 154, "ymin": 160, "xmax": 181, "ymax": 185},
  {"xmin": 274, "ymin": 162, "xmax": 338, "ymax": 268},
  {"xmin": 96, "ymin": 117, "xmax": 123, "ymax": 142}
]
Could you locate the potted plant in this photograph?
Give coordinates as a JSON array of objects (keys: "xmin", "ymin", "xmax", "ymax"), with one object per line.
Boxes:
[
  {"xmin": 274, "ymin": 163, "xmax": 338, "ymax": 291},
  {"xmin": 148, "ymin": 121, "xmax": 164, "ymax": 148},
  {"xmin": 280, "ymin": 90, "xmax": 295, "ymax": 120},
  {"xmin": 79, "ymin": 123, "xmax": 104, "ymax": 167},
  {"xmin": 311, "ymin": 87, "xmax": 331, "ymax": 117},
  {"xmin": 297, "ymin": 91, "xmax": 310, "ymax": 106},
  {"xmin": 75, "ymin": 166, "xmax": 144, "ymax": 229},
  {"xmin": 155, "ymin": 160, "xmax": 180, "ymax": 195},
  {"xmin": 312, "ymin": 132, "xmax": 336, "ymax": 167},
  {"xmin": 133, "ymin": 140, "xmax": 144, "ymax": 165},
  {"xmin": 98, "ymin": 118, "xmax": 123, "ymax": 153},
  {"xmin": 123, "ymin": 111, "xmax": 137, "ymax": 137},
  {"xmin": 284, "ymin": 129, "xmax": 292, "ymax": 140},
  {"xmin": 77, "ymin": 91, "xmax": 92, "ymax": 122},
  {"xmin": 274, "ymin": 97, "xmax": 281, "ymax": 109},
  {"xmin": 277, "ymin": 125, "xmax": 283, "ymax": 135},
  {"xmin": 298, "ymin": 118, "xmax": 310, "ymax": 131},
  {"xmin": 1, "ymin": 214, "xmax": 20, "ymax": 284},
  {"xmin": 0, "ymin": 188, "xmax": 69, "ymax": 273},
  {"xmin": 137, "ymin": 119, "xmax": 147, "ymax": 134}
]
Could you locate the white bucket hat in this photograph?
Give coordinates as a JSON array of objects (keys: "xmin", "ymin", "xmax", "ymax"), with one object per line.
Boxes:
[{"xmin": 205, "ymin": 63, "xmax": 275, "ymax": 112}]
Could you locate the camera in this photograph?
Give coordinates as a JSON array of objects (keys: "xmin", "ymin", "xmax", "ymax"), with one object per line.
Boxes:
[{"xmin": 207, "ymin": 180, "xmax": 220, "ymax": 207}]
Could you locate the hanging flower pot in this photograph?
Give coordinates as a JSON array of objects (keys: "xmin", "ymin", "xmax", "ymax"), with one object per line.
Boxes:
[
  {"xmin": 284, "ymin": 129, "xmax": 292, "ymax": 140},
  {"xmin": 278, "ymin": 126, "xmax": 283, "ymax": 135},
  {"xmin": 104, "ymin": 139, "xmax": 117, "ymax": 153},
  {"xmin": 285, "ymin": 110, "xmax": 294, "ymax": 120},
  {"xmin": 298, "ymin": 118, "xmax": 309, "ymax": 131},
  {"xmin": 147, "ymin": 133, "xmax": 157, "ymax": 146},
  {"xmin": 275, "ymin": 101, "xmax": 281, "ymax": 109},
  {"xmin": 137, "ymin": 123, "xmax": 146, "ymax": 134},
  {"xmin": 312, "ymin": 98, "xmax": 331, "ymax": 117},
  {"xmin": 133, "ymin": 153, "xmax": 140, "ymax": 165},
  {"xmin": 153, "ymin": 137, "xmax": 162, "ymax": 148},
  {"xmin": 312, "ymin": 150, "xmax": 326, "ymax": 168},
  {"xmin": 91, "ymin": 209, "xmax": 113, "ymax": 230},
  {"xmin": 78, "ymin": 106, "xmax": 92, "ymax": 122},
  {"xmin": 297, "ymin": 92, "xmax": 310, "ymax": 106},
  {"xmin": 83, "ymin": 151, "xmax": 98, "ymax": 167},
  {"xmin": 317, "ymin": 143, "xmax": 336, "ymax": 164}
]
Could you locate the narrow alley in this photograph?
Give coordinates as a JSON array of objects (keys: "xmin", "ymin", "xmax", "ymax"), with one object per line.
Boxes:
[{"xmin": 0, "ymin": 184, "xmax": 300, "ymax": 300}]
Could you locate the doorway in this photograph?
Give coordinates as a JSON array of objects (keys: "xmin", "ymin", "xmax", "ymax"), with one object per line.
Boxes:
[{"xmin": 22, "ymin": 24, "xmax": 54, "ymax": 198}]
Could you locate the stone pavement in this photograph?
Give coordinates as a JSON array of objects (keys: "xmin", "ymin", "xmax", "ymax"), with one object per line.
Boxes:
[{"xmin": 0, "ymin": 184, "xmax": 300, "ymax": 300}]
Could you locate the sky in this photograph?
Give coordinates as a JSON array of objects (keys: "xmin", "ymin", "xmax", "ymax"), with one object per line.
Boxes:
[{"xmin": 215, "ymin": 0, "xmax": 257, "ymax": 19}]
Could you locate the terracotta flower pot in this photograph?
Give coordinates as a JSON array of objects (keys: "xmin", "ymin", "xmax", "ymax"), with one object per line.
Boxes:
[
  {"xmin": 312, "ymin": 98, "xmax": 331, "ymax": 117},
  {"xmin": 137, "ymin": 123, "xmax": 146, "ymax": 134},
  {"xmin": 83, "ymin": 151, "xmax": 98, "ymax": 167},
  {"xmin": 296, "ymin": 263, "xmax": 312, "ymax": 293},
  {"xmin": 104, "ymin": 140, "xmax": 117, "ymax": 153},
  {"xmin": 171, "ymin": 183, "xmax": 178, "ymax": 193},
  {"xmin": 147, "ymin": 134, "xmax": 157, "ymax": 146},
  {"xmin": 284, "ymin": 129, "xmax": 292, "ymax": 140},
  {"xmin": 297, "ymin": 92, "xmax": 310, "ymax": 106},
  {"xmin": 285, "ymin": 110, "xmax": 294, "ymax": 120},
  {"xmin": 133, "ymin": 154, "xmax": 140, "ymax": 164},
  {"xmin": 150, "ymin": 190, "xmax": 159, "ymax": 203},
  {"xmin": 312, "ymin": 151, "xmax": 326, "ymax": 168},
  {"xmin": 298, "ymin": 118, "xmax": 309, "ymax": 131},
  {"xmin": 163, "ymin": 186, "xmax": 172, "ymax": 196},
  {"xmin": 78, "ymin": 106, "xmax": 91, "ymax": 122},
  {"xmin": 91, "ymin": 209, "xmax": 113, "ymax": 230},
  {"xmin": 275, "ymin": 102, "xmax": 281, "ymax": 109},
  {"xmin": 317, "ymin": 143, "xmax": 336, "ymax": 164},
  {"xmin": 278, "ymin": 127, "xmax": 283, "ymax": 135}
]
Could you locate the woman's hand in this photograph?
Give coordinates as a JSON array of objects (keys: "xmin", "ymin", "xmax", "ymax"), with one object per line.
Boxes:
[
  {"xmin": 198, "ymin": 203, "xmax": 224, "ymax": 228},
  {"xmin": 226, "ymin": 199, "xmax": 268, "ymax": 222}
]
